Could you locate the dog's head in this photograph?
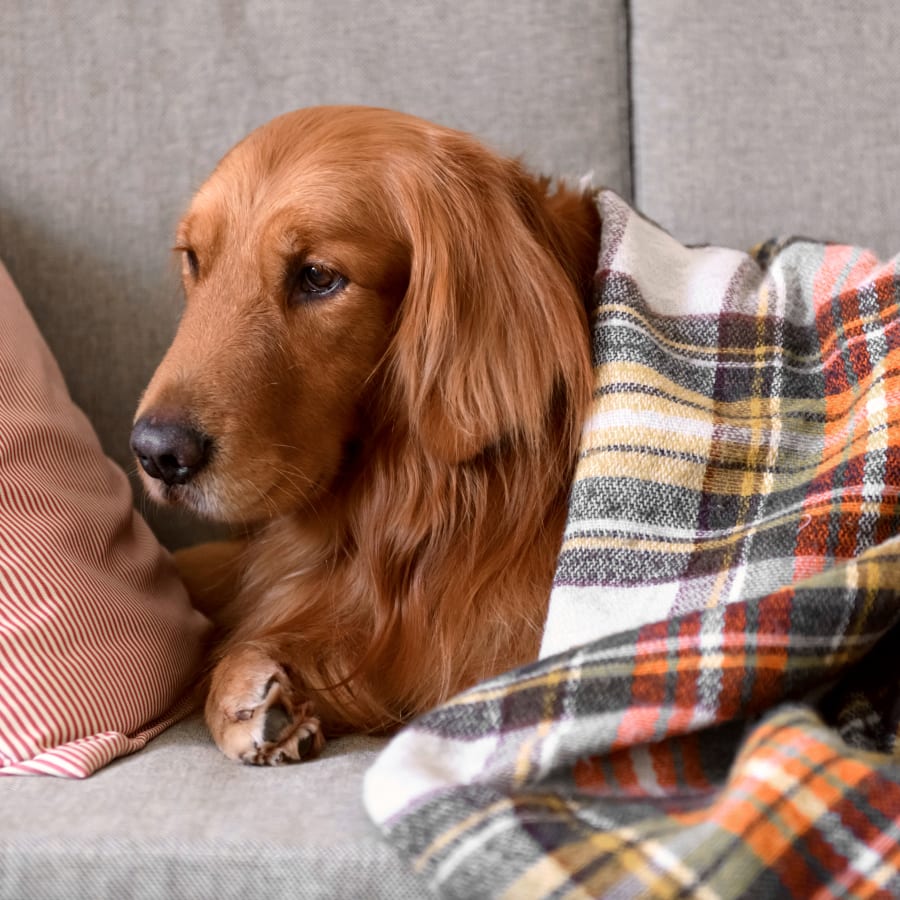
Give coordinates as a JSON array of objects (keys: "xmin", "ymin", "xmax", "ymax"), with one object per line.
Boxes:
[{"xmin": 132, "ymin": 106, "xmax": 599, "ymax": 523}]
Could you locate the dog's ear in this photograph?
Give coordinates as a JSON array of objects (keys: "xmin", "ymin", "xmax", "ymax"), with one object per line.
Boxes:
[{"xmin": 390, "ymin": 133, "xmax": 600, "ymax": 463}]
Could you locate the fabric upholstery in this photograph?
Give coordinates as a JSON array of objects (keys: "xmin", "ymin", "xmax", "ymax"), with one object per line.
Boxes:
[
  {"xmin": 0, "ymin": 0, "xmax": 630, "ymax": 548},
  {"xmin": 631, "ymin": 1, "xmax": 900, "ymax": 257},
  {"xmin": 0, "ymin": 261, "xmax": 209, "ymax": 778},
  {"xmin": 2, "ymin": 715, "xmax": 428, "ymax": 898}
]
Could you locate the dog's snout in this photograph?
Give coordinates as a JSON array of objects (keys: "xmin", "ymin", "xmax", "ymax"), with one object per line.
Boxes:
[{"xmin": 131, "ymin": 415, "xmax": 212, "ymax": 486}]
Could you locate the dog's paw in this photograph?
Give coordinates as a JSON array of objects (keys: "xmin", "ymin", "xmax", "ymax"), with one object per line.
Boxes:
[{"xmin": 206, "ymin": 648, "xmax": 325, "ymax": 765}]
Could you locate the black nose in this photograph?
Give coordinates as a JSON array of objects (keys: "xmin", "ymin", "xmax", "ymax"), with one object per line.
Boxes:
[{"xmin": 131, "ymin": 415, "xmax": 212, "ymax": 486}]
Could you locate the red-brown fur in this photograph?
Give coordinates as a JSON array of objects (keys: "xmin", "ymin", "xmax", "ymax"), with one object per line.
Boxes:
[{"xmin": 134, "ymin": 106, "xmax": 601, "ymax": 762}]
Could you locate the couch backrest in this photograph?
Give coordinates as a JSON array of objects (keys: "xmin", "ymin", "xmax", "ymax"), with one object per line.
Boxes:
[
  {"xmin": 631, "ymin": 1, "xmax": 900, "ymax": 256},
  {"xmin": 1, "ymin": 0, "xmax": 629, "ymax": 546}
]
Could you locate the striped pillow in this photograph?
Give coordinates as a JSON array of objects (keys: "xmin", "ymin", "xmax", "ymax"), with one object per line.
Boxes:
[{"xmin": 0, "ymin": 262, "xmax": 209, "ymax": 778}]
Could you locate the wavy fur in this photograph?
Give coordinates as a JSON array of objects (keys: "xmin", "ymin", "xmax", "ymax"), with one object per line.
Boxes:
[{"xmin": 134, "ymin": 106, "xmax": 601, "ymax": 753}]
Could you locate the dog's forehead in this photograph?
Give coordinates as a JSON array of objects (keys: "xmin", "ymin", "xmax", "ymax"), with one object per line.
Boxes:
[
  {"xmin": 177, "ymin": 107, "xmax": 448, "ymax": 250},
  {"xmin": 181, "ymin": 160, "xmax": 384, "ymax": 253}
]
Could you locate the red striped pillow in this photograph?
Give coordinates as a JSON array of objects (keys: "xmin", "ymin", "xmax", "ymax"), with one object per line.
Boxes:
[{"xmin": 0, "ymin": 262, "xmax": 209, "ymax": 778}]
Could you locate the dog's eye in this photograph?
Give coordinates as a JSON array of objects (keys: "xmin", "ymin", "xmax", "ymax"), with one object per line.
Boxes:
[
  {"xmin": 182, "ymin": 249, "xmax": 200, "ymax": 279},
  {"xmin": 290, "ymin": 264, "xmax": 347, "ymax": 302}
]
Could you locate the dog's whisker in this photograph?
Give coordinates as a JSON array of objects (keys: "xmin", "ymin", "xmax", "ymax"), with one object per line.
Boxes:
[{"xmin": 270, "ymin": 459, "xmax": 320, "ymax": 490}]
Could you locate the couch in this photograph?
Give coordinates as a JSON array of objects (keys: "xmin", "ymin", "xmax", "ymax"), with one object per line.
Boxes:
[{"xmin": 2, "ymin": 2, "xmax": 899, "ymax": 897}]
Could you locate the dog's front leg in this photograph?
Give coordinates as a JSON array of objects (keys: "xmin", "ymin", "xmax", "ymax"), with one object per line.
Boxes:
[{"xmin": 173, "ymin": 539, "xmax": 248, "ymax": 619}]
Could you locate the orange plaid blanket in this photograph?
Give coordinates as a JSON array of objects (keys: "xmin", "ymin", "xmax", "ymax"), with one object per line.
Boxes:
[{"xmin": 365, "ymin": 192, "xmax": 900, "ymax": 898}]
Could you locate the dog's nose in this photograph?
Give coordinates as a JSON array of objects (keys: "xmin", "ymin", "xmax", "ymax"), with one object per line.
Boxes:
[{"xmin": 130, "ymin": 415, "xmax": 212, "ymax": 486}]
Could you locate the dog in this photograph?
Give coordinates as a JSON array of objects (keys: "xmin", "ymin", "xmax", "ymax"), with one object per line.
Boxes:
[{"xmin": 131, "ymin": 106, "xmax": 601, "ymax": 764}]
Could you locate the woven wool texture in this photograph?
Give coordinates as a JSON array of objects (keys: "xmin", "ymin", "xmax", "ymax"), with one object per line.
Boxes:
[{"xmin": 365, "ymin": 191, "xmax": 900, "ymax": 898}]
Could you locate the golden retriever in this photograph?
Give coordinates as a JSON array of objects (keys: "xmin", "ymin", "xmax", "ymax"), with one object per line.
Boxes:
[{"xmin": 132, "ymin": 106, "xmax": 601, "ymax": 764}]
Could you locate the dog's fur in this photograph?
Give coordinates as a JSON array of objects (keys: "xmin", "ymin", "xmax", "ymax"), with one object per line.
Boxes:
[{"xmin": 133, "ymin": 106, "xmax": 601, "ymax": 764}]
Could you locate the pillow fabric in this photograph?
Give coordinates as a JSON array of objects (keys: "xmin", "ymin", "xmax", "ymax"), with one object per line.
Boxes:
[{"xmin": 0, "ymin": 261, "xmax": 209, "ymax": 777}]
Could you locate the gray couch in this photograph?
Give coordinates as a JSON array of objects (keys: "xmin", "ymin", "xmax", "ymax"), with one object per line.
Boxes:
[{"xmin": 2, "ymin": 2, "xmax": 898, "ymax": 897}]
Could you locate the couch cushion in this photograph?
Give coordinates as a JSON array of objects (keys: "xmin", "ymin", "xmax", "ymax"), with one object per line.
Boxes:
[
  {"xmin": 0, "ymin": 714, "xmax": 427, "ymax": 898},
  {"xmin": 631, "ymin": 0, "xmax": 900, "ymax": 257},
  {"xmin": 1, "ymin": 0, "xmax": 630, "ymax": 549}
]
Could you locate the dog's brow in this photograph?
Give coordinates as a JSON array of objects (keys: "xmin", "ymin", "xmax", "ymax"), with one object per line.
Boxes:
[
  {"xmin": 175, "ymin": 223, "xmax": 192, "ymax": 248},
  {"xmin": 174, "ymin": 208, "xmax": 225, "ymax": 262}
]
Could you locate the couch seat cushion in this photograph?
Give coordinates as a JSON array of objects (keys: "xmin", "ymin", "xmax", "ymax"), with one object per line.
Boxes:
[{"xmin": 0, "ymin": 714, "xmax": 428, "ymax": 898}]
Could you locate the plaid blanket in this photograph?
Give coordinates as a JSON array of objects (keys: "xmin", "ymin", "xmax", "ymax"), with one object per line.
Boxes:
[{"xmin": 364, "ymin": 191, "xmax": 900, "ymax": 899}]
